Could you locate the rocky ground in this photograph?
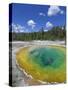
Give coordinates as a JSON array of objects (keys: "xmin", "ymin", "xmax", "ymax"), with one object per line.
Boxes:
[{"xmin": 9, "ymin": 40, "xmax": 65, "ymax": 87}]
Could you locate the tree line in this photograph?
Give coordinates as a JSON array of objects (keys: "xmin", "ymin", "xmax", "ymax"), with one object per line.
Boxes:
[{"xmin": 9, "ymin": 26, "xmax": 66, "ymax": 41}]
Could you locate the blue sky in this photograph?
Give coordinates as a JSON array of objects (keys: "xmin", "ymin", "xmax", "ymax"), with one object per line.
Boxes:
[{"xmin": 11, "ymin": 3, "xmax": 66, "ymax": 33}]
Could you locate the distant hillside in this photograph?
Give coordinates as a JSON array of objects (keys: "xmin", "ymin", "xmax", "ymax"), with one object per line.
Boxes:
[{"xmin": 9, "ymin": 26, "xmax": 66, "ymax": 41}]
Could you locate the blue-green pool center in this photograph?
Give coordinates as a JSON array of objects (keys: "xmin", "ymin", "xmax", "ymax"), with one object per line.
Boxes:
[
  {"xmin": 29, "ymin": 46, "xmax": 65, "ymax": 68},
  {"xmin": 16, "ymin": 45, "xmax": 66, "ymax": 83}
]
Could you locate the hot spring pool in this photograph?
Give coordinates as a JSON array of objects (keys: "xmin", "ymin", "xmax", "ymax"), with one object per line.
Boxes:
[{"xmin": 16, "ymin": 45, "xmax": 66, "ymax": 83}]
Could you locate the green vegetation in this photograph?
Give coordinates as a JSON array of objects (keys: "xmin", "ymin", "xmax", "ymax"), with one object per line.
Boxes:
[{"xmin": 10, "ymin": 26, "xmax": 66, "ymax": 41}]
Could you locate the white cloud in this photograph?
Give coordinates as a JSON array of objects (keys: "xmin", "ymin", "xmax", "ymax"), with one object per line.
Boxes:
[
  {"xmin": 60, "ymin": 10, "xmax": 64, "ymax": 14},
  {"xmin": 17, "ymin": 24, "xmax": 25, "ymax": 30},
  {"xmin": 39, "ymin": 12, "xmax": 46, "ymax": 16},
  {"xmin": 27, "ymin": 20, "xmax": 36, "ymax": 29},
  {"xmin": 46, "ymin": 21, "xmax": 53, "ymax": 29},
  {"xmin": 44, "ymin": 29, "xmax": 48, "ymax": 32},
  {"xmin": 48, "ymin": 6, "xmax": 64, "ymax": 16},
  {"xmin": 11, "ymin": 23, "xmax": 26, "ymax": 33}
]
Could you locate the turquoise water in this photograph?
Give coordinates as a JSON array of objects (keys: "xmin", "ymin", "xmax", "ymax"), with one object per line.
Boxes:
[
  {"xmin": 16, "ymin": 45, "xmax": 66, "ymax": 82},
  {"xmin": 29, "ymin": 47, "xmax": 65, "ymax": 68}
]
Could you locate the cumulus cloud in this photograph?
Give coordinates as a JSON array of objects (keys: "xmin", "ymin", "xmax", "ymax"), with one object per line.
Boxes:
[
  {"xmin": 27, "ymin": 20, "xmax": 36, "ymax": 29},
  {"xmin": 11, "ymin": 23, "xmax": 26, "ymax": 33},
  {"xmin": 60, "ymin": 10, "xmax": 64, "ymax": 14},
  {"xmin": 39, "ymin": 12, "xmax": 46, "ymax": 16},
  {"xmin": 46, "ymin": 21, "xmax": 53, "ymax": 29},
  {"xmin": 44, "ymin": 29, "xmax": 48, "ymax": 32},
  {"xmin": 48, "ymin": 6, "xmax": 64, "ymax": 16}
]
